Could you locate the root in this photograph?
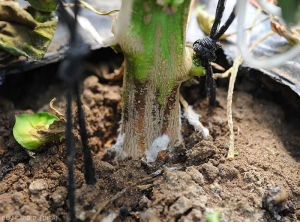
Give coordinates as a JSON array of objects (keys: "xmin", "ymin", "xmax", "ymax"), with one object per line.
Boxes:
[
  {"xmin": 49, "ymin": 98, "xmax": 66, "ymax": 121},
  {"xmin": 214, "ymin": 10, "xmax": 275, "ymax": 160},
  {"xmin": 226, "ymin": 56, "xmax": 242, "ymax": 160},
  {"xmin": 213, "ymin": 67, "xmax": 233, "ymax": 79},
  {"xmin": 179, "ymin": 94, "xmax": 209, "ymax": 139},
  {"xmin": 211, "ymin": 62, "xmax": 225, "ymax": 71}
]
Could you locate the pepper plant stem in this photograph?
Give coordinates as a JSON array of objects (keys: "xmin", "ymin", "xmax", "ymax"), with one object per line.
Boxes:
[{"xmin": 114, "ymin": 0, "xmax": 203, "ymax": 159}]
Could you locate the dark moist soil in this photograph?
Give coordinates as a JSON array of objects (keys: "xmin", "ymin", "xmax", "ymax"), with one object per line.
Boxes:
[{"xmin": 0, "ymin": 61, "xmax": 299, "ymax": 222}]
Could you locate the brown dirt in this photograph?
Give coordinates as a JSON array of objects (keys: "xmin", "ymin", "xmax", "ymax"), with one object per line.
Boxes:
[{"xmin": 0, "ymin": 66, "xmax": 299, "ymax": 222}]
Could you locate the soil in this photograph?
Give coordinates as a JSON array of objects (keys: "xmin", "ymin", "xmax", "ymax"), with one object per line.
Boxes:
[{"xmin": 0, "ymin": 59, "xmax": 299, "ymax": 222}]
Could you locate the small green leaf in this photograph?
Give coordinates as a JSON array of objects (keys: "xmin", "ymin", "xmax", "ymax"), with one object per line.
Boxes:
[
  {"xmin": 205, "ymin": 211, "xmax": 220, "ymax": 222},
  {"xmin": 26, "ymin": 0, "xmax": 58, "ymax": 12},
  {"xmin": 13, "ymin": 112, "xmax": 64, "ymax": 150},
  {"xmin": 170, "ymin": 0, "xmax": 185, "ymax": 6},
  {"xmin": 164, "ymin": 0, "xmax": 185, "ymax": 6},
  {"xmin": 278, "ymin": 0, "xmax": 300, "ymax": 26}
]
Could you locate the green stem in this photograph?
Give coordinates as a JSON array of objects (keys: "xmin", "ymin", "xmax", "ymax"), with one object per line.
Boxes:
[{"xmin": 114, "ymin": 0, "xmax": 203, "ymax": 159}]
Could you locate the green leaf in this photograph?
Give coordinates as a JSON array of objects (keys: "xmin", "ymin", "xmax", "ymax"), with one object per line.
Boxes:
[
  {"xmin": 165, "ymin": 0, "xmax": 185, "ymax": 7},
  {"xmin": 26, "ymin": 0, "xmax": 58, "ymax": 12},
  {"xmin": 171, "ymin": 0, "xmax": 185, "ymax": 6},
  {"xmin": 205, "ymin": 211, "xmax": 220, "ymax": 222},
  {"xmin": 0, "ymin": 2, "xmax": 57, "ymax": 60},
  {"xmin": 13, "ymin": 112, "xmax": 64, "ymax": 150},
  {"xmin": 278, "ymin": 0, "xmax": 300, "ymax": 25}
]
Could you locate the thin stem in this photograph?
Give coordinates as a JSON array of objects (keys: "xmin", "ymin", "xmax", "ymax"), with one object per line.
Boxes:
[
  {"xmin": 79, "ymin": 0, "xmax": 119, "ymax": 16},
  {"xmin": 63, "ymin": 2, "xmax": 119, "ymax": 18}
]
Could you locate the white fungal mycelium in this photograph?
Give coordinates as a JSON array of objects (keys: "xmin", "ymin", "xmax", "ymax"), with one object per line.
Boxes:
[
  {"xmin": 145, "ymin": 134, "xmax": 170, "ymax": 163},
  {"xmin": 183, "ymin": 105, "xmax": 209, "ymax": 139},
  {"xmin": 111, "ymin": 133, "xmax": 127, "ymax": 158}
]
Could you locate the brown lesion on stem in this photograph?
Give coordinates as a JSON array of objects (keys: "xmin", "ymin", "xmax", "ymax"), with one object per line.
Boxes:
[
  {"xmin": 121, "ymin": 75, "xmax": 150, "ymax": 155},
  {"xmin": 133, "ymin": 83, "xmax": 147, "ymax": 152},
  {"xmin": 121, "ymin": 75, "xmax": 182, "ymax": 159},
  {"xmin": 161, "ymin": 85, "xmax": 180, "ymax": 135},
  {"xmin": 119, "ymin": 50, "xmax": 193, "ymax": 159}
]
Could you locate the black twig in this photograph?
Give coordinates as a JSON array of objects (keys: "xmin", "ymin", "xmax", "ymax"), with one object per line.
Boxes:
[
  {"xmin": 66, "ymin": 85, "xmax": 76, "ymax": 222},
  {"xmin": 193, "ymin": 1, "xmax": 236, "ymax": 105},
  {"xmin": 210, "ymin": 0, "xmax": 226, "ymax": 37},
  {"xmin": 213, "ymin": 6, "xmax": 236, "ymax": 40},
  {"xmin": 75, "ymin": 83, "xmax": 97, "ymax": 185},
  {"xmin": 57, "ymin": 0, "xmax": 97, "ymax": 220}
]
